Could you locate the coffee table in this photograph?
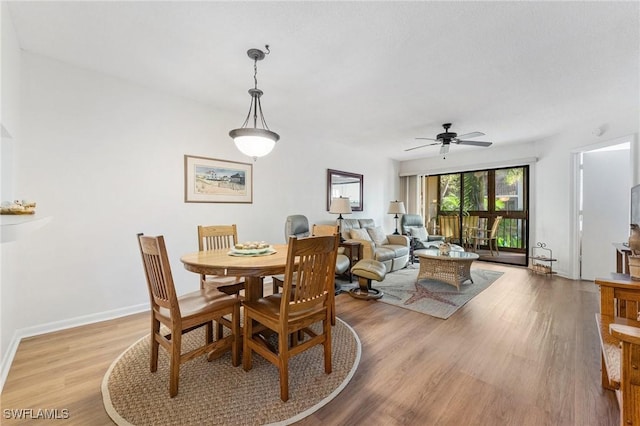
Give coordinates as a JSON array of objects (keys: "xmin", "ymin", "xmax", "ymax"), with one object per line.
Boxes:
[{"xmin": 416, "ymin": 249, "xmax": 480, "ymax": 290}]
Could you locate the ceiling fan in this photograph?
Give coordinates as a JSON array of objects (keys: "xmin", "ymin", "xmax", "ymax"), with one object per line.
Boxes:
[{"xmin": 405, "ymin": 123, "xmax": 492, "ymax": 156}]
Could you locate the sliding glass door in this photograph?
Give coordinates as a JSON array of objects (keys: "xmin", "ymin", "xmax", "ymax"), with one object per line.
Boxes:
[{"xmin": 434, "ymin": 165, "xmax": 529, "ymax": 264}]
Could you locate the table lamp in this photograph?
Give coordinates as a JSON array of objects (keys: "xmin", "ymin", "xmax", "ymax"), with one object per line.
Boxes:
[
  {"xmin": 388, "ymin": 200, "xmax": 406, "ymax": 235},
  {"xmin": 330, "ymin": 196, "xmax": 352, "ymax": 242}
]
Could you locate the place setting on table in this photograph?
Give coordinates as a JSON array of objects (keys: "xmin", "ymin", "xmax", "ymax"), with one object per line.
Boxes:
[{"xmin": 227, "ymin": 240, "xmax": 277, "ymax": 256}]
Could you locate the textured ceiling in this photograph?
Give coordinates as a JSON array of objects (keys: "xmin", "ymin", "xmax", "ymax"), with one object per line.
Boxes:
[{"xmin": 6, "ymin": 1, "xmax": 640, "ymax": 160}]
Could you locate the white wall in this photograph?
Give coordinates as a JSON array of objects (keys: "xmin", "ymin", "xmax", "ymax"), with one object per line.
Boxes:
[
  {"xmin": 0, "ymin": 51, "xmax": 399, "ymax": 373},
  {"xmin": 0, "ymin": 3, "xmax": 22, "ymax": 387},
  {"xmin": 400, "ymin": 109, "xmax": 640, "ymax": 279},
  {"xmin": 1, "ymin": 2, "xmax": 20, "ymax": 138}
]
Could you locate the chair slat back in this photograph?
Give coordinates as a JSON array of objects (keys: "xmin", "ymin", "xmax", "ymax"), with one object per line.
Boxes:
[
  {"xmin": 490, "ymin": 216, "xmax": 503, "ymax": 237},
  {"xmin": 462, "ymin": 215, "xmax": 479, "ymax": 231},
  {"xmin": 198, "ymin": 225, "xmax": 239, "ymax": 251},
  {"xmin": 281, "ymin": 235, "xmax": 339, "ymax": 317},
  {"xmin": 312, "ymin": 224, "xmax": 339, "ymax": 237},
  {"xmin": 137, "ymin": 234, "xmax": 179, "ymax": 316},
  {"xmin": 439, "ymin": 215, "xmax": 460, "ymax": 242}
]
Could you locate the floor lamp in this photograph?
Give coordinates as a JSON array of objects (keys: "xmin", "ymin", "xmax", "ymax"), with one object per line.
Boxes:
[
  {"xmin": 330, "ymin": 197, "xmax": 352, "ymax": 242},
  {"xmin": 388, "ymin": 200, "xmax": 406, "ymax": 235}
]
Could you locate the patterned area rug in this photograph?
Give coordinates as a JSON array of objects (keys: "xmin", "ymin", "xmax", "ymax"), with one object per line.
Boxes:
[
  {"xmin": 102, "ymin": 318, "xmax": 360, "ymax": 426},
  {"xmin": 363, "ymin": 267, "xmax": 503, "ymax": 319}
]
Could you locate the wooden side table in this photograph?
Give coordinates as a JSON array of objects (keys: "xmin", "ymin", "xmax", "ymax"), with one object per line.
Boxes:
[{"xmin": 340, "ymin": 241, "xmax": 362, "ymax": 282}]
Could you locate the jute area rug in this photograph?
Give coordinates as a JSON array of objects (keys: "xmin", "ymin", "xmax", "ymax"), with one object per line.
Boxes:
[
  {"xmin": 102, "ymin": 318, "xmax": 360, "ymax": 426},
  {"xmin": 354, "ymin": 267, "xmax": 504, "ymax": 319}
]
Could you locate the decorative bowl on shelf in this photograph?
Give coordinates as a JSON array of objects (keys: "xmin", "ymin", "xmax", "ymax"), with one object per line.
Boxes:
[{"xmin": 0, "ymin": 200, "xmax": 36, "ymax": 215}]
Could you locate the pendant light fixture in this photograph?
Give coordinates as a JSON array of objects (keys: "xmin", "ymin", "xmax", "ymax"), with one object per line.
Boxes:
[{"xmin": 229, "ymin": 45, "xmax": 280, "ymax": 160}]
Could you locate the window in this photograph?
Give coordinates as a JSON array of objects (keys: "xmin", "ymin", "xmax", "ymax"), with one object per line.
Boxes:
[
  {"xmin": 463, "ymin": 171, "xmax": 488, "ymax": 212},
  {"xmin": 437, "ymin": 166, "xmax": 528, "ymax": 252},
  {"xmin": 439, "ymin": 174, "xmax": 460, "ymax": 212}
]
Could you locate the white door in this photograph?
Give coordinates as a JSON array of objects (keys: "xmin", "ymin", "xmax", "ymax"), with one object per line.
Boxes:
[{"xmin": 581, "ymin": 148, "xmax": 630, "ymax": 280}]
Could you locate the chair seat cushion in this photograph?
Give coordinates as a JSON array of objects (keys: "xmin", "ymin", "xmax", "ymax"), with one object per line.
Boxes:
[
  {"xmin": 243, "ymin": 294, "xmax": 325, "ymax": 320},
  {"xmin": 336, "ymin": 254, "xmax": 350, "ymax": 274},
  {"xmin": 351, "ymin": 259, "xmax": 387, "ymax": 281},
  {"xmin": 158, "ymin": 289, "xmax": 238, "ymax": 322},
  {"xmin": 409, "ymin": 226, "xmax": 429, "ymax": 241}
]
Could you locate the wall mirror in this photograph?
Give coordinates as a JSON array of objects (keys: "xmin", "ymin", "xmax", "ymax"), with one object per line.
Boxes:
[{"xmin": 327, "ymin": 169, "xmax": 363, "ymax": 211}]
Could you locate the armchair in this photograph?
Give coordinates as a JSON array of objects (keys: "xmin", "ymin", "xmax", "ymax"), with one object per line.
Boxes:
[
  {"xmin": 284, "ymin": 214, "xmax": 311, "ymax": 239},
  {"xmin": 400, "ymin": 214, "xmax": 445, "ymax": 250}
]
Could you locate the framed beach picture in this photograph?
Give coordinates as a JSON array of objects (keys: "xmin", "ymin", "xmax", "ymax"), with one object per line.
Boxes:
[{"xmin": 184, "ymin": 155, "xmax": 253, "ymax": 203}]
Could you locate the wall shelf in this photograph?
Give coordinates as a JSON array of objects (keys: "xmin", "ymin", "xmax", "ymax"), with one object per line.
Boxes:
[{"xmin": 1, "ymin": 215, "xmax": 52, "ymax": 243}]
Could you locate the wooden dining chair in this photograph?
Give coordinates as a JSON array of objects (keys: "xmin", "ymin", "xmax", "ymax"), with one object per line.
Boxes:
[
  {"xmin": 197, "ymin": 225, "xmax": 245, "ymax": 296},
  {"xmin": 271, "ymin": 223, "xmax": 338, "ymax": 292},
  {"xmin": 243, "ymin": 234, "xmax": 339, "ymax": 402},
  {"xmin": 137, "ymin": 233, "xmax": 241, "ymax": 398},
  {"xmin": 272, "ymin": 224, "xmax": 341, "ymax": 325}
]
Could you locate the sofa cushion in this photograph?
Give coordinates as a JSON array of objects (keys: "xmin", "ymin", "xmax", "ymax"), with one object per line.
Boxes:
[
  {"xmin": 367, "ymin": 226, "xmax": 389, "ymax": 246},
  {"xmin": 341, "ymin": 218, "xmax": 361, "ymax": 241},
  {"xmin": 384, "ymin": 244, "xmax": 410, "ymax": 257},
  {"xmin": 409, "ymin": 226, "xmax": 429, "ymax": 241},
  {"xmin": 359, "ymin": 219, "xmax": 376, "ymax": 229},
  {"xmin": 350, "ymin": 228, "xmax": 372, "ymax": 241},
  {"xmin": 374, "ymin": 247, "xmax": 396, "ymax": 262}
]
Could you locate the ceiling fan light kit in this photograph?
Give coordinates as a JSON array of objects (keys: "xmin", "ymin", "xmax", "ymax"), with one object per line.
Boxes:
[{"xmin": 407, "ymin": 123, "xmax": 493, "ymax": 157}]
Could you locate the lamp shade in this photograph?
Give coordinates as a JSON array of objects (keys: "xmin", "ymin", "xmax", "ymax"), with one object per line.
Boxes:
[
  {"xmin": 329, "ymin": 197, "xmax": 352, "ymax": 215},
  {"xmin": 387, "ymin": 200, "xmax": 406, "ymax": 215},
  {"xmin": 230, "ymin": 128, "xmax": 279, "ymax": 158}
]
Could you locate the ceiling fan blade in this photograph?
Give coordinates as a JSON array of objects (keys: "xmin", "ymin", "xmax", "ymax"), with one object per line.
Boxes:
[
  {"xmin": 404, "ymin": 142, "xmax": 440, "ymax": 152},
  {"xmin": 440, "ymin": 144, "xmax": 450, "ymax": 155},
  {"xmin": 456, "ymin": 131, "xmax": 485, "ymax": 140},
  {"xmin": 455, "ymin": 140, "xmax": 493, "ymax": 147},
  {"xmin": 415, "ymin": 137, "xmax": 438, "ymax": 141}
]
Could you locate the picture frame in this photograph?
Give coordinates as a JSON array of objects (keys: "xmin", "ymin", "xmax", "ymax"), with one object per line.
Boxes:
[
  {"xmin": 327, "ymin": 169, "xmax": 363, "ymax": 211},
  {"xmin": 184, "ymin": 155, "xmax": 253, "ymax": 203}
]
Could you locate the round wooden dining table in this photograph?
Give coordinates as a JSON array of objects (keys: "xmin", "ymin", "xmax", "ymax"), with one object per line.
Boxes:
[{"xmin": 180, "ymin": 244, "xmax": 290, "ymax": 302}]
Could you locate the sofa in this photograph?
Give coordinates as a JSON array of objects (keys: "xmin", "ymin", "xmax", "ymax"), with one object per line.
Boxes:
[{"xmin": 340, "ymin": 218, "xmax": 410, "ymax": 272}]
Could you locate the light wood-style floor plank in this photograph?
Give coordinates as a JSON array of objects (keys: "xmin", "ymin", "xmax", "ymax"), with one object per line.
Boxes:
[{"xmin": 1, "ymin": 264, "xmax": 619, "ymax": 425}]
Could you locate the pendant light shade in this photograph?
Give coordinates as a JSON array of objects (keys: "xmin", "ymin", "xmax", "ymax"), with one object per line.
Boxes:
[
  {"xmin": 229, "ymin": 46, "xmax": 280, "ymax": 160},
  {"xmin": 229, "ymin": 126, "xmax": 279, "ymax": 158}
]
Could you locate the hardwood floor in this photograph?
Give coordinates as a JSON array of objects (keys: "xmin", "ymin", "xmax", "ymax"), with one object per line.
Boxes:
[{"xmin": 1, "ymin": 264, "xmax": 618, "ymax": 425}]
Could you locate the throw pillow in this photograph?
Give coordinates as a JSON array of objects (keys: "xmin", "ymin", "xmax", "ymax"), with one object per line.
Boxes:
[
  {"xmin": 409, "ymin": 226, "xmax": 429, "ymax": 242},
  {"xmin": 350, "ymin": 228, "xmax": 372, "ymax": 242},
  {"xmin": 367, "ymin": 226, "xmax": 389, "ymax": 246}
]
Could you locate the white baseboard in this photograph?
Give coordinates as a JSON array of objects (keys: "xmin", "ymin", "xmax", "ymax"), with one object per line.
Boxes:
[{"xmin": 0, "ymin": 302, "xmax": 148, "ymax": 393}]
